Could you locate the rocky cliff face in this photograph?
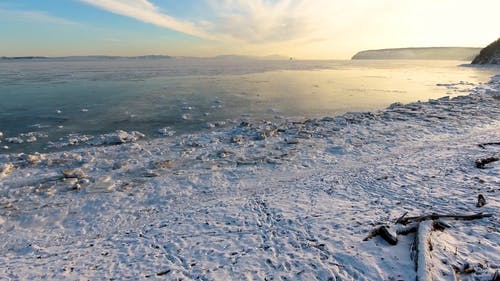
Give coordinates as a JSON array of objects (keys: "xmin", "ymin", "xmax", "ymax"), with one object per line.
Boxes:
[{"xmin": 472, "ymin": 38, "xmax": 500, "ymax": 64}]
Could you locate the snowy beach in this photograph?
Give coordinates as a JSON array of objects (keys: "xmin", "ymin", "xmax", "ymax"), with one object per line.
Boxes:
[{"xmin": 0, "ymin": 74, "xmax": 499, "ymax": 280}]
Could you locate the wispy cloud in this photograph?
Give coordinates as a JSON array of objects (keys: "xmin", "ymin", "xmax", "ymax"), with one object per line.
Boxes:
[
  {"xmin": 0, "ymin": 9, "xmax": 77, "ymax": 25},
  {"xmin": 77, "ymin": 0, "xmax": 351, "ymax": 44},
  {"xmin": 206, "ymin": 0, "xmax": 314, "ymax": 43},
  {"xmin": 79, "ymin": 0, "xmax": 216, "ymax": 40},
  {"xmin": 75, "ymin": 0, "xmax": 500, "ymax": 58}
]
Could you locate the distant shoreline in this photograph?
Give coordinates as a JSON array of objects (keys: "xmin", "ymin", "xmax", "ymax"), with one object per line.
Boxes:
[
  {"xmin": 0, "ymin": 55, "xmax": 173, "ymax": 60},
  {"xmin": 0, "ymin": 54, "xmax": 291, "ymax": 61},
  {"xmin": 352, "ymin": 47, "xmax": 481, "ymax": 61}
]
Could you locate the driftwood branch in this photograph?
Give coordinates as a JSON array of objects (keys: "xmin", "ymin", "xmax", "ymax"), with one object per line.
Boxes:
[
  {"xmin": 395, "ymin": 211, "xmax": 409, "ymax": 224},
  {"xmin": 396, "ymin": 213, "xmax": 493, "ymax": 225},
  {"xmin": 366, "ymin": 212, "xmax": 493, "ymax": 280},
  {"xmin": 478, "ymin": 142, "xmax": 500, "ymax": 149},
  {"xmin": 413, "ymin": 220, "xmax": 451, "ymax": 281},
  {"xmin": 363, "ymin": 225, "xmax": 398, "ymax": 245},
  {"xmin": 396, "ymin": 223, "xmax": 418, "ymax": 235},
  {"xmin": 492, "ymin": 271, "xmax": 499, "ymax": 281},
  {"xmin": 370, "ymin": 212, "xmax": 491, "ymax": 241},
  {"xmin": 475, "ymin": 157, "xmax": 499, "ymax": 169},
  {"xmin": 415, "ymin": 221, "xmax": 434, "ymax": 281}
]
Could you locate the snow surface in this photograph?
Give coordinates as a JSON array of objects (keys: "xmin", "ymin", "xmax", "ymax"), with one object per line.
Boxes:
[{"xmin": 0, "ymin": 76, "xmax": 499, "ymax": 280}]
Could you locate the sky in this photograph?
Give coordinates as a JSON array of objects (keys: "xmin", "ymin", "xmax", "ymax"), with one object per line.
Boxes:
[{"xmin": 0, "ymin": 0, "xmax": 499, "ymax": 59}]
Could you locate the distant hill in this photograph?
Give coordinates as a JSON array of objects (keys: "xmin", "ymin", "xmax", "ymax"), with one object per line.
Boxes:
[
  {"xmin": 0, "ymin": 54, "xmax": 290, "ymax": 61},
  {"xmin": 352, "ymin": 47, "xmax": 481, "ymax": 61},
  {"xmin": 210, "ymin": 54, "xmax": 289, "ymax": 60},
  {"xmin": 1, "ymin": 56, "xmax": 48, "ymax": 60},
  {"xmin": 0, "ymin": 55, "xmax": 172, "ymax": 61},
  {"xmin": 471, "ymin": 38, "xmax": 500, "ymax": 64}
]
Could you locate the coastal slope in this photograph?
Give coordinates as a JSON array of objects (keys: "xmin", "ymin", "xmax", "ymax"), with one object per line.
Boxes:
[
  {"xmin": 472, "ymin": 38, "xmax": 500, "ymax": 64},
  {"xmin": 352, "ymin": 47, "xmax": 481, "ymax": 60}
]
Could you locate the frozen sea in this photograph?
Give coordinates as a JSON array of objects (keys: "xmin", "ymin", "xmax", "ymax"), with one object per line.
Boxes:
[{"xmin": 0, "ymin": 57, "xmax": 498, "ymax": 153}]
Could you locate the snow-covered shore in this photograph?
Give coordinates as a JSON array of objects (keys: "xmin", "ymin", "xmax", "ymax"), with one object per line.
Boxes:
[{"xmin": 0, "ymin": 76, "xmax": 499, "ymax": 280}]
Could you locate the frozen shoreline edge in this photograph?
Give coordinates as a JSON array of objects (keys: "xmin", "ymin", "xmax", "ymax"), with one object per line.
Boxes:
[{"xmin": 1, "ymin": 73, "xmax": 499, "ymax": 158}]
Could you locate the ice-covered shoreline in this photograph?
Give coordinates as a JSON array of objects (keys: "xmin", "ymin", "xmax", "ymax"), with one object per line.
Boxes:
[
  {"xmin": 0, "ymin": 76, "xmax": 499, "ymax": 280},
  {"xmin": 2, "ymin": 59, "xmax": 499, "ymax": 155}
]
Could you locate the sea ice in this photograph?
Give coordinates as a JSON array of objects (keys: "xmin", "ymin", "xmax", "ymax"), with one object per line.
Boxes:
[
  {"xmin": 25, "ymin": 136, "xmax": 37, "ymax": 143},
  {"xmin": 5, "ymin": 137, "xmax": 23, "ymax": 144},
  {"xmin": 157, "ymin": 127, "xmax": 176, "ymax": 136},
  {"xmin": 94, "ymin": 130, "xmax": 146, "ymax": 145}
]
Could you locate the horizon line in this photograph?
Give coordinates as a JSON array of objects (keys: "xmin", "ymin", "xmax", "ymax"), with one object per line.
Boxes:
[{"xmin": 0, "ymin": 45, "xmax": 486, "ymax": 61}]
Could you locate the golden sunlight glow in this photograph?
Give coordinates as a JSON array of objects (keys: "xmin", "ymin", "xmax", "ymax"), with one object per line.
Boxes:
[{"xmin": 193, "ymin": 0, "xmax": 500, "ymax": 59}]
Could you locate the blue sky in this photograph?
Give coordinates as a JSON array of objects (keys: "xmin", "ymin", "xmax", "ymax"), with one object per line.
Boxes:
[{"xmin": 1, "ymin": 0, "xmax": 499, "ymax": 58}]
